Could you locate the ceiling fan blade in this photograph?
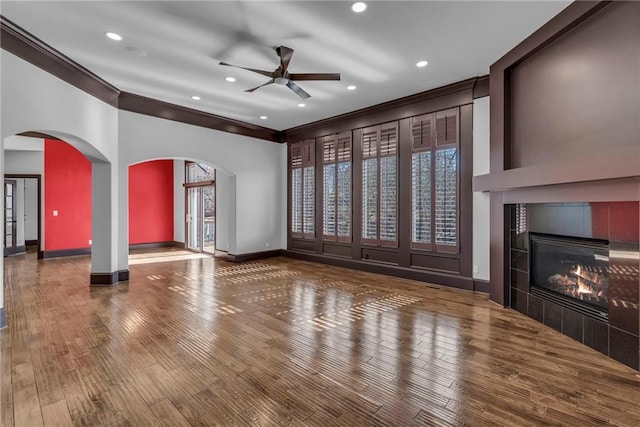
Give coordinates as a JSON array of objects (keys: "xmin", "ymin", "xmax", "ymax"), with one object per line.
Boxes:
[
  {"xmin": 276, "ymin": 46, "xmax": 294, "ymax": 72},
  {"xmin": 244, "ymin": 80, "xmax": 275, "ymax": 93},
  {"xmin": 219, "ymin": 62, "xmax": 274, "ymax": 78},
  {"xmin": 286, "ymin": 80, "xmax": 310, "ymax": 99},
  {"xmin": 288, "ymin": 73, "xmax": 341, "ymax": 81}
]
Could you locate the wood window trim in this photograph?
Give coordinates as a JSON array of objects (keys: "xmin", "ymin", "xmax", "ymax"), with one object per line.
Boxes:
[
  {"xmin": 322, "ymin": 131, "xmax": 352, "ymax": 243},
  {"xmin": 291, "ymin": 139, "xmax": 315, "ymax": 239},
  {"xmin": 361, "ymin": 122, "xmax": 398, "ymax": 248},
  {"xmin": 410, "ymin": 108, "xmax": 460, "ymax": 253}
]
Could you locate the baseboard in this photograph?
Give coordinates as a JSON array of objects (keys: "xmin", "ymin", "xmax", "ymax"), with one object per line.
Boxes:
[
  {"xmin": 4, "ymin": 245, "xmax": 26, "ymax": 257},
  {"xmin": 218, "ymin": 249, "xmax": 284, "ymax": 263},
  {"xmin": 0, "ymin": 307, "xmax": 6, "ymax": 330},
  {"xmin": 129, "ymin": 241, "xmax": 183, "ymax": 250},
  {"xmin": 473, "ymin": 278, "xmax": 491, "ymax": 295},
  {"xmin": 25, "ymin": 240, "xmax": 38, "ymax": 247},
  {"xmin": 43, "ymin": 247, "xmax": 91, "ymax": 258},
  {"xmin": 90, "ymin": 269, "xmax": 129, "ymax": 286},
  {"xmin": 283, "ymin": 250, "xmax": 474, "ymax": 291}
]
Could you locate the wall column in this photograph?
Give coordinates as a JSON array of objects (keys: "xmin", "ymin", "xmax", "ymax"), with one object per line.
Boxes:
[
  {"xmin": 90, "ymin": 160, "xmax": 127, "ymax": 284},
  {"xmin": 0, "ymin": 136, "xmax": 6, "ymax": 328}
]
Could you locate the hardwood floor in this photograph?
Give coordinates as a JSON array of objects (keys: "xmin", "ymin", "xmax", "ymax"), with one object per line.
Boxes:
[{"xmin": 1, "ymin": 248, "xmax": 639, "ymax": 426}]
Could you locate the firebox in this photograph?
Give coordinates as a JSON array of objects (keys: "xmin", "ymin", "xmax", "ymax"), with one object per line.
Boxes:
[{"xmin": 529, "ymin": 233, "xmax": 609, "ymax": 320}]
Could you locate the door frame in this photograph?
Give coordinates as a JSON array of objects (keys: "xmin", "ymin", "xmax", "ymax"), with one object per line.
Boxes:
[
  {"xmin": 4, "ymin": 174, "xmax": 42, "ymax": 258},
  {"xmin": 184, "ymin": 182, "xmax": 216, "ymax": 254}
]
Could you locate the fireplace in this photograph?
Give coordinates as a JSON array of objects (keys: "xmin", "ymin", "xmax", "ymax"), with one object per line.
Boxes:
[{"xmin": 530, "ymin": 233, "xmax": 609, "ymax": 320}]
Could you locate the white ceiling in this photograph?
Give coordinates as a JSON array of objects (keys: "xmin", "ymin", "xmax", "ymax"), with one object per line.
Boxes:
[{"xmin": 1, "ymin": 1, "xmax": 570, "ymax": 131}]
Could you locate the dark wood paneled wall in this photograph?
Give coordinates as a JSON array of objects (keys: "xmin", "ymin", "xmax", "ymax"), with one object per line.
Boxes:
[{"xmin": 286, "ymin": 78, "xmax": 485, "ymax": 291}]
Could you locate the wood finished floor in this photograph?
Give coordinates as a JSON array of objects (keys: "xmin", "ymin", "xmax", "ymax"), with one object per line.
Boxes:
[{"xmin": 1, "ymin": 248, "xmax": 639, "ymax": 427}]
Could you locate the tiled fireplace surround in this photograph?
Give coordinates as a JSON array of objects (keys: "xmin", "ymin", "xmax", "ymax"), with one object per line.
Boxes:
[{"xmin": 509, "ymin": 202, "xmax": 640, "ymax": 370}]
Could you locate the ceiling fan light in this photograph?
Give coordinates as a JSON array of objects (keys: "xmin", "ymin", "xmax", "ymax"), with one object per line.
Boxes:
[{"xmin": 352, "ymin": 2, "xmax": 367, "ymax": 13}]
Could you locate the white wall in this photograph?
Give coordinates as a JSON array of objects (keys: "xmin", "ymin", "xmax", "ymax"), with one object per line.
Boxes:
[
  {"xmin": 473, "ymin": 96, "xmax": 490, "ymax": 281},
  {"xmin": 215, "ymin": 171, "xmax": 230, "ymax": 252},
  {"xmin": 173, "ymin": 159, "xmax": 185, "ymax": 243},
  {"xmin": 119, "ymin": 110, "xmax": 286, "ymax": 255}
]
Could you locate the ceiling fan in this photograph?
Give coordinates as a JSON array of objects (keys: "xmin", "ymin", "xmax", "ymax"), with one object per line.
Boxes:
[{"xmin": 219, "ymin": 46, "xmax": 340, "ymax": 99}]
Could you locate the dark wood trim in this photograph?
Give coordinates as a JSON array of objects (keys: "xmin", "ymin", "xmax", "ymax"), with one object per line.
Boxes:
[
  {"xmin": 90, "ymin": 272, "xmax": 118, "ymax": 286},
  {"xmin": 129, "ymin": 241, "xmax": 183, "ymax": 251},
  {"xmin": 472, "ymin": 75, "xmax": 490, "ymax": 99},
  {"xmin": 1, "ymin": 16, "xmax": 283, "ymax": 143},
  {"xmin": 284, "ymin": 250, "xmax": 474, "ymax": 291},
  {"xmin": 16, "ymin": 131, "xmax": 61, "ymax": 141},
  {"xmin": 4, "ymin": 245, "xmax": 26, "ymax": 257},
  {"xmin": 5, "ymin": 174, "xmax": 42, "ymax": 257},
  {"xmin": 42, "ymin": 247, "xmax": 91, "ymax": 259},
  {"xmin": 25, "ymin": 240, "xmax": 38, "ymax": 247},
  {"xmin": 284, "ymin": 77, "xmax": 477, "ymax": 141},
  {"xmin": 473, "ymin": 278, "xmax": 491, "ymax": 295},
  {"xmin": 117, "ymin": 270, "xmax": 130, "ymax": 282},
  {"xmin": 118, "ymin": 92, "xmax": 283, "ymax": 143},
  {"xmin": 0, "ymin": 15, "xmax": 120, "ymax": 107},
  {"xmin": 183, "ymin": 180, "xmax": 214, "ymax": 188},
  {"xmin": 0, "ymin": 308, "xmax": 6, "ymax": 330},
  {"xmin": 217, "ymin": 249, "xmax": 284, "ymax": 263}
]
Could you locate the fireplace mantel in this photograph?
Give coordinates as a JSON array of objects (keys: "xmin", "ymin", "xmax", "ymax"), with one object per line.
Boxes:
[{"xmin": 474, "ymin": 144, "xmax": 640, "ymax": 193}]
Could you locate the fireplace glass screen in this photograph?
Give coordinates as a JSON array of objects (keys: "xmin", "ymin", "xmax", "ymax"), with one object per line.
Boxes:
[{"xmin": 530, "ymin": 234, "xmax": 609, "ymax": 310}]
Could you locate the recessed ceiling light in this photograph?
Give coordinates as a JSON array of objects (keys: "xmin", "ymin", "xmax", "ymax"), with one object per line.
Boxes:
[
  {"xmin": 416, "ymin": 60, "xmax": 429, "ymax": 68},
  {"xmin": 191, "ymin": 95, "xmax": 201, "ymax": 101},
  {"xmin": 297, "ymin": 103, "xmax": 306, "ymax": 108},
  {"xmin": 347, "ymin": 85, "xmax": 357, "ymax": 91},
  {"xmin": 225, "ymin": 77, "xmax": 236, "ymax": 83},
  {"xmin": 352, "ymin": 2, "xmax": 367, "ymax": 13},
  {"xmin": 259, "ymin": 116, "xmax": 268, "ymax": 120},
  {"xmin": 105, "ymin": 32, "xmax": 122, "ymax": 41}
]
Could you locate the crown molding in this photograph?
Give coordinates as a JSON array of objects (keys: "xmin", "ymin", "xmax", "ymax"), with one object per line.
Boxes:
[
  {"xmin": 0, "ymin": 15, "xmax": 284, "ymax": 143},
  {"xmin": 119, "ymin": 92, "xmax": 283, "ymax": 142},
  {"xmin": 0, "ymin": 15, "xmax": 120, "ymax": 107}
]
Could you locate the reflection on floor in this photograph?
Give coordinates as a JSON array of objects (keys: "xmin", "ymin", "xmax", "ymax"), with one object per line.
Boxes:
[{"xmin": 1, "ymin": 248, "xmax": 639, "ymax": 426}]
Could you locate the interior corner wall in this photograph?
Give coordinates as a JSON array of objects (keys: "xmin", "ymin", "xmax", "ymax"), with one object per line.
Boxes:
[
  {"xmin": 215, "ymin": 171, "xmax": 230, "ymax": 252},
  {"xmin": 119, "ymin": 110, "xmax": 286, "ymax": 255},
  {"xmin": 128, "ymin": 160, "xmax": 174, "ymax": 245},
  {"xmin": 473, "ymin": 96, "xmax": 490, "ymax": 281},
  {"xmin": 44, "ymin": 139, "xmax": 92, "ymax": 251},
  {"xmin": 173, "ymin": 159, "xmax": 185, "ymax": 244}
]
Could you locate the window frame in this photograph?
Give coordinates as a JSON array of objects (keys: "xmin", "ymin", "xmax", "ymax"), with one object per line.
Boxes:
[
  {"xmin": 290, "ymin": 139, "xmax": 315, "ymax": 239},
  {"xmin": 410, "ymin": 108, "xmax": 460, "ymax": 254},
  {"xmin": 361, "ymin": 121, "xmax": 398, "ymax": 248},
  {"xmin": 322, "ymin": 131, "xmax": 353, "ymax": 243}
]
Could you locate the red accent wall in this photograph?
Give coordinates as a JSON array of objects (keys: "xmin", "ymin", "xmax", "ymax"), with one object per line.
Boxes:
[
  {"xmin": 44, "ymin": 139, "xmax": 92, "ymax": 250},
  {"xmin": 128, "ymin": 160, "xmax": 174, "ymax": 244},
  {"xmin": 44, "ymin": 139, "xmax": 175, "ymax": 250}
]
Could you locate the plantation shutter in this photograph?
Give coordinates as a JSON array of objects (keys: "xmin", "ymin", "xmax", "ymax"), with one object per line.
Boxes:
[
  {"xmin": 336, "ymin": 131, "xmax": 352, "ymax": 242},
  {"xmin": 362, "ymin": 122, "xmax": 398, "ymax": 247},
  {"xmin": 323, "ymin": 135, "xmax": 337, "ymax": 240},
  {"xmin": 411, "ymin": 114, "xmax": 434, "ymax": 250},
  {"xmin": 434, "ymin": 109, "xmax": 458, "ymax": 252},
  {"xmin": 291, "ymin": 140, "xmax": 315, "ymax": 239}
]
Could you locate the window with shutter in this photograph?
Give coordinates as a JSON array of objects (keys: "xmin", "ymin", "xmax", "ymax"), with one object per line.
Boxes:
[
  {"xmin": 323, "ymin": 132, "xmax": 352, "ymax": 242},
  {"xmin": 290, "ymin": 139, "xmax": 315, "ymax": 239},
  {"xmin": 411, "ymin": 109, "xmax": 459, "ymax": 252},
  {"xmin": 362, "ymin": 122, "xmax": 398, "ymax": 247}
]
